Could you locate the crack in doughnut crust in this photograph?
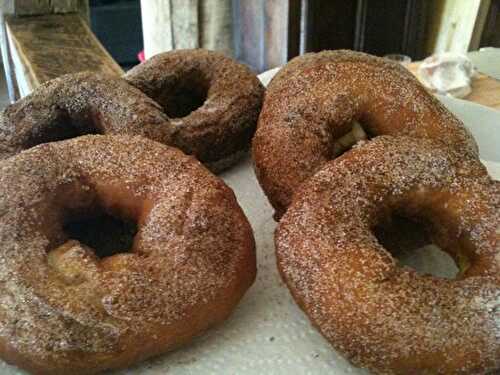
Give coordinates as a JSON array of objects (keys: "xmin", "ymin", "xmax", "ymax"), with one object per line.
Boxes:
[
  {"xmin": 275, "ymin": 136, "xmax": 499, "ymax": 375},
  {"xmin": 125, "ymin": 49, "xmax": 265, "ymax": 172},
  {"xmin": 253, "ymin": 50, "xmax": 479, "ymax": 218},
  {"xmin": 0, "ymin": 135, "xmax": 256, "ymax": 374},
  {"xmin": 0, "ymin": 72, "xmax": 170, "ymax": 160}
]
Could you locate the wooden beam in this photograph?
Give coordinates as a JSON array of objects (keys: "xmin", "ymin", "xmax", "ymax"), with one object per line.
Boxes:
[
  {"xmin": 234, "ymin": 0, "xmax": 264, "ymax": 72},
  {"xmin": 5, "ymin": 13, "xmax": 123, "ymax": 96},
  {"xmin": 426, "ymin": 0, "xmax": 490, "ymax": 54},
  {"xmin": 469, "ymin": 0, "xmax": 491, "ymax": 50},
  {"xmin": 264, "ymin": 0, "xmax": 289, "ymax": 69},
  {"xmin": 171, "ymin": 0, "xmax": 198, "ymax": 49},
  {"xmin": 140, "ymin": 0, "xmax": 173, "ymax": 59},
  {"xmin": 234, "ymin": 0, "xmax": 302, "ymax": 72},
  {"xmin": 140, "ymin": 0, "xmax": 235, "ymax": 59},
  {"xmin": 199, "ymin": 0, "xmax": 233, "ymax": 56}
]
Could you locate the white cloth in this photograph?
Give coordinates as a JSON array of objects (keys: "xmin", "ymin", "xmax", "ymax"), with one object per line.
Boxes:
[{"xmin": 418, "ymin": 53, "xmax": 476, "ymax": 98}]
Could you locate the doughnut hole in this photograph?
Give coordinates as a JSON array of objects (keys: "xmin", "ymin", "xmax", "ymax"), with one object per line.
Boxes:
[
  {"xmin": 371, "ymin": 191, "xmax": 484, "ymax": 280},
  {"xmin": 154, "ymin": 72, "xmax": 210, "ymax": 118},
  {"xmin": 47, "ymin": 183, "xmax": 143, "ymax": 285},
  {"xmin": 24, "ymin": 110, "xmax": 103, "ymax": 148},
  {"xmin": 331, "ymin": 121, "xmax": 370, "ymax": 157},
  {"xmin": 49, "ymin": 181, "xmax": 145, "ymax": 268},
  {"xmin": 373, "ymin": 214, "xmax": 459, "ymax": 279},
  {"xmin": 63, "ymin": 209, "xmax": 137, "ymax": 258}
]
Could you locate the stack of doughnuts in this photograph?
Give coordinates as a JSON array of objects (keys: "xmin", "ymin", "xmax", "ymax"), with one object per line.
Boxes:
[
  {"xmin": 253, "ymin": 50, "xmax": 478, "ymax": 218},
  {"xmin": 255, "ymin": 50, "xmax": 499, "ymax": 374},
  {"xmin": 0, "ymin": 49, "xmax": 260, "ymax": 374},
  {"xmin": 0, "ymin": 49, "xmax": 265, "ymax": 172}
]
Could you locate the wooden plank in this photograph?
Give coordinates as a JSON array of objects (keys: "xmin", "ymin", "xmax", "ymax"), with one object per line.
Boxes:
[
  {"xmin": 235, "ymin": 0, "xmax": 265, "ymax": 72},
  {"xmin": 425, "ymin": 0, "xmax": 489, "ymax": 54},
  {"xmin": 407, "ymin": 62, "xmax": 500, "ymax": 111},
  {"xmin": 469, "ymin": 0, "xmax": 491, "ymax": 49},
  {"xmin": 263, "ymin": 0, "xmax": 289, "ymax": 69},
  {"xmin": 171, "ymin": 0, "xmax": 198, "ymax": 49},
  {"xmin": 5, "ymin": 13, "xmax": 123, "ymax": 94},
  {"xmin": 199, "ymin": 0, "xmax": 233, "ymax": 56},
  {"xmin": 234, "ymin": 0, "xmax": 301, "ymax": 72},
  {"xmin": 140, "ymin": 0, "xmax": 173, "ymax": 59}
]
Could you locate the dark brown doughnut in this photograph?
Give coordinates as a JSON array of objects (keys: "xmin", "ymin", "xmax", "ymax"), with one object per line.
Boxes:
[
  {"xmin": 0, "ymin": 72, "xmax": 170, "ymax": 160},
  {"xmin": 0, "ymin": 135, "xmax": 256, "ymax": 374},
  {"xmin": 253, "ymin": 50, "xmax": 478, "ymax": 218},
  {"xmin": 125, "ymin": 49, "xmax": 265, "ymax": 172},
  {"xmin": 276, "ymin": 136, "xmax": 499, "ymax": 374}
]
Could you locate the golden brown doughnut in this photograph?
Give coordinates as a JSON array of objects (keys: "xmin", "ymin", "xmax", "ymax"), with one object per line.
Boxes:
[
  {"xmin": 253, "ymin": 50, "xmax": 478, "ymax": 218},
  {"xmin": 125, "ymin": 49, "xmax": 265, "ymax": 171},
  {"xmin": 0, "ymin": 135, "xmax": 256, "ymax": 374},
  {"xmin": 276, "ymin": 136, "xmax": 499, "ymax": 374}
]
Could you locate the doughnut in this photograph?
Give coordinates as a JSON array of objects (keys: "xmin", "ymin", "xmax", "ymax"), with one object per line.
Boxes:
[
  {"xmin": 275, "ymin": 136, "xmax": 499, "ymax": 374},
  {"xmin": 252, "ymin": 50, "xmax": 478, "ymax": 218},
  {"xmin": 0, "ymin": 135, "xmax": 256, "ymax": 374},
  {"xmin": 0, "ymin": 72, "xmax": 170, "ymax": 160},
  {"xmin": 125, "ymin": 48, "xmax": 265, "ymax": 172}
]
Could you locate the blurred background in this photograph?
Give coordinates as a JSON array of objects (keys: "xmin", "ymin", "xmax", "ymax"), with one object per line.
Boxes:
[{"xmin": 0, "ymin": 0, "xmax": 499, "ymax": 102}]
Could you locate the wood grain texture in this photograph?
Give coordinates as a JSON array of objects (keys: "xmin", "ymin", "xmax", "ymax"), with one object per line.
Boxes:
[
  {"xmin": 425, "ymin": 0, "xmax": 489, "ymax": 54},
  {"xmin": 199, "ymin": 0, "xmax": 233, "ymax": 56},
  {"xmin": 140, "ymin": 0, "xmax": 234, "ymax": 58},
  {"xmin": 14, "ymin": 0, "xmax": 80, "ymax": 15},
  {"xmin": 140, "ymin": 0, "xmax": 173, "ymax": 59},
  {"xmin": 171, "ymin": 0, "xmax": 198, "ymax": 49},
  {"xmin": 263, "ymin": 0, "xmax": 289, "ymax": 69},
  {"xmin": 6, "ymin": 13, "xmax": 122, "ymax": 94},
  {"xmin": 408, "ymin": 62, "xmax": 500, "ymax": 110},
  {"xmin": 235, "ymin": 0, "xmax": 264, "ymax": 72},
  {"xmin": 234, "ymin": 0, "xmax": 301, "ymax": 72}
]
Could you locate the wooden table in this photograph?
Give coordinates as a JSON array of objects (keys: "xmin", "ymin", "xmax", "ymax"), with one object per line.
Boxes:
[{"xmin": 407, "ymin": 62, "xmax": 500, "ymax": 111}]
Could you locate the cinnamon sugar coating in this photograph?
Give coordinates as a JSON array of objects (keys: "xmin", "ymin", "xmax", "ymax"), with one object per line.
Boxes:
[
  {"xmin": 0, "ymin": 72, "xmax": 170, "ymax": 160},
  {"xmin": 0, "ymin": 135, "xmax": 256, "ymax": 374},
  {"xmin": 0, "ymin": 49, "xmax": 264, "ymax": 173},
  {"xmin": 125, "ymin": 49, "xmax": 265, "ymax": 172},
  {"xmin": 253, "ymin": 50, "xmax": 478, "ymax": 218},
  {"xmin": 276, "ymin": 136, "xmax": 499, "ymax": 374}
]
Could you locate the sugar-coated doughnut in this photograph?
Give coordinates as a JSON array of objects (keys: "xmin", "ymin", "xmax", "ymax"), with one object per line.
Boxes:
[
  {"xmin": 125, "ymin": 49, "xmax": 265, "ymax": 172},
  {"xmin": 0, "ymin": 135, "xmax": 256, "ymax": 374},
  {"xmin": 276, "ymin": 136, "xmax": 499, "ymax": 374},
  {"xmin": 0, "ymin": 72, "xmax": 169, "ymax": 160},
  {"xmin": 253, "ymin": 50, "xmax": 478, "ymax": 218}
]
